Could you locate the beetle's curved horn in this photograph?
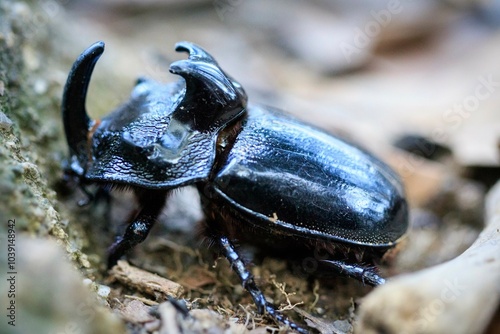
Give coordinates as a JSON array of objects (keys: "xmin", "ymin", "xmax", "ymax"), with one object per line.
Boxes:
[
  {"xmin": 62, "ymin": 41, "xmax": 104, "ymax": 170},
  {"xmin": 169, "ymin": 41, "xmax": 247, "ymax": 130},
  {"xmin": 174, "ymin": 42, "xmax": 217, "ymax": 63}
]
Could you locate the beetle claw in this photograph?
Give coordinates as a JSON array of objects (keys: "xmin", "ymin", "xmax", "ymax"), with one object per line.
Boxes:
[{"xmin": 215, "ymin": 233, "xmax": 309, "ymax": 333}]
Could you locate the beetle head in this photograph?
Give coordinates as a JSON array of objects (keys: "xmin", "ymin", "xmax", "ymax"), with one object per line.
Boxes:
[{"xmin": 62, "ymin": 41, "xmax": 247, "ymax": 189}]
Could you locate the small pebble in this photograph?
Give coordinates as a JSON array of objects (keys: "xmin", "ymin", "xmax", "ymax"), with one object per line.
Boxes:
[
  {"xmin": 97, "ymin": 284, "xmax": 111, "ymax": 298},
  {"xmin": 0, "ymin": 111, "xmax": 13, "ymax": 130}
]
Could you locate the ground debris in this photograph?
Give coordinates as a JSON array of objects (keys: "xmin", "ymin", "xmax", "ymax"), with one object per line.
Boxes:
[
  {"xmin": 110, "ymin": 260, "xmax": 184, "ymax": 299},
  {"xmin": 119, "ymin": 299, "xmax": 157, "ymax": 324},
  {"xmin": 158, "ymin": 299, "xmax": 249, "ymax": 334},
  {"xmin": 296, "ymin": 308, "xmax": 353, "ymax": 334}
]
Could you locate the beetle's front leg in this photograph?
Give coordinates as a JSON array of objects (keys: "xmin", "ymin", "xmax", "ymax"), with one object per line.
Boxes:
[
  {"xmin": 107, "ymin": 191, "xmax": 167, "ymax": 268},
  {"xmin": 215, "ymin": 233, "xmax": 308, "ymax": 334}
]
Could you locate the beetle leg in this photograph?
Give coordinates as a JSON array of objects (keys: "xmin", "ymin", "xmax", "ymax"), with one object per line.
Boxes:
[
  {"xmin": 320, "ymin": 259, "xmax": 386, "ymax": 286},
  {"xmin": 216, "ymin": 234, "xmax": 308, "ymax": 334},
  {"xmin": 107, "ymin": 192, "xmax": 166, "ymax": 268}
]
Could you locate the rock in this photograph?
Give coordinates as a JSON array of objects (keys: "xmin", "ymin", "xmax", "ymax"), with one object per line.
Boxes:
[
  {"xmin": 0, "ymin": 237, "xmax": 125, "ymax": 334},
  {"xmin": 356, "ymin": 180, "xmax": 500, "ymax": 334}
]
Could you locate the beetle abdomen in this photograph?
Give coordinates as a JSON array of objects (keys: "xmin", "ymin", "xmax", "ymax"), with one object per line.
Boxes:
[{"xmin": 211, "ymin": 106, "xmax": 408, "ymax": 247}]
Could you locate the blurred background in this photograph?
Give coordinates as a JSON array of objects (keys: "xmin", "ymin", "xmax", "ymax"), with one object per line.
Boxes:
[
  {"xmin": 2, "ymin": 0, "xmax": 500, "ymax": 333},
  {"xmin": 56, "ymin": 0, "xmax": 500, "ymax": 260},
  {"xmin": 58, "ymin": 0, "xmax": 500, "ymax": 167},
  {"xmin": 56, "ymin": 0, "xmax": 500, "ymax": 205}
]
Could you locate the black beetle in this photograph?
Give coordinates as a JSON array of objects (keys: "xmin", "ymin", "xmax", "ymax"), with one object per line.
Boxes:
[{"xmin": 62, "ymin": 41, "xmax": 408, "ymax": 333}]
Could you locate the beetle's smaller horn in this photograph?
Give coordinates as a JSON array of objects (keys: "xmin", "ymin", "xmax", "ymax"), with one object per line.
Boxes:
[
  {"xmin": 169, "ymin": 42, "xmax": 247, "ymax": 131},
  {"xmin": 174, "ymin": 42, "xmax": 216, "ymax": 63},
  {"xmin": 62, "ymin": 41, "xmax": 104, "ymax": 174}
]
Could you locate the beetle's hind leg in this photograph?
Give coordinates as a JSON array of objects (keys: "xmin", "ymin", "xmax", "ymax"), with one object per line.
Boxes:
[
  {"xmin": 214, "ymin": 233, "xmax": 309, "ymax": 334},
  {"xmin": 107, "ymin": 190, "xmax": 167, "ymax": 268},
  {"xmin": 319, "ymin": 259, "xmax": 386, "ymax": 286}
]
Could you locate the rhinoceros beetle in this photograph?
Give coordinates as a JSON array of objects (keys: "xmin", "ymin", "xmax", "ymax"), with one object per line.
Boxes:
[{"xmin": 61, "ymin": 41, "xmax": 408, "ymax": 333}]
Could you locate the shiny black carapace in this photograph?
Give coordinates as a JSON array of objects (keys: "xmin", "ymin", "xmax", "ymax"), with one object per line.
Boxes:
[{"xmin": 62, "ymin": 41, "xmax": 408, "ymax": 333}]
